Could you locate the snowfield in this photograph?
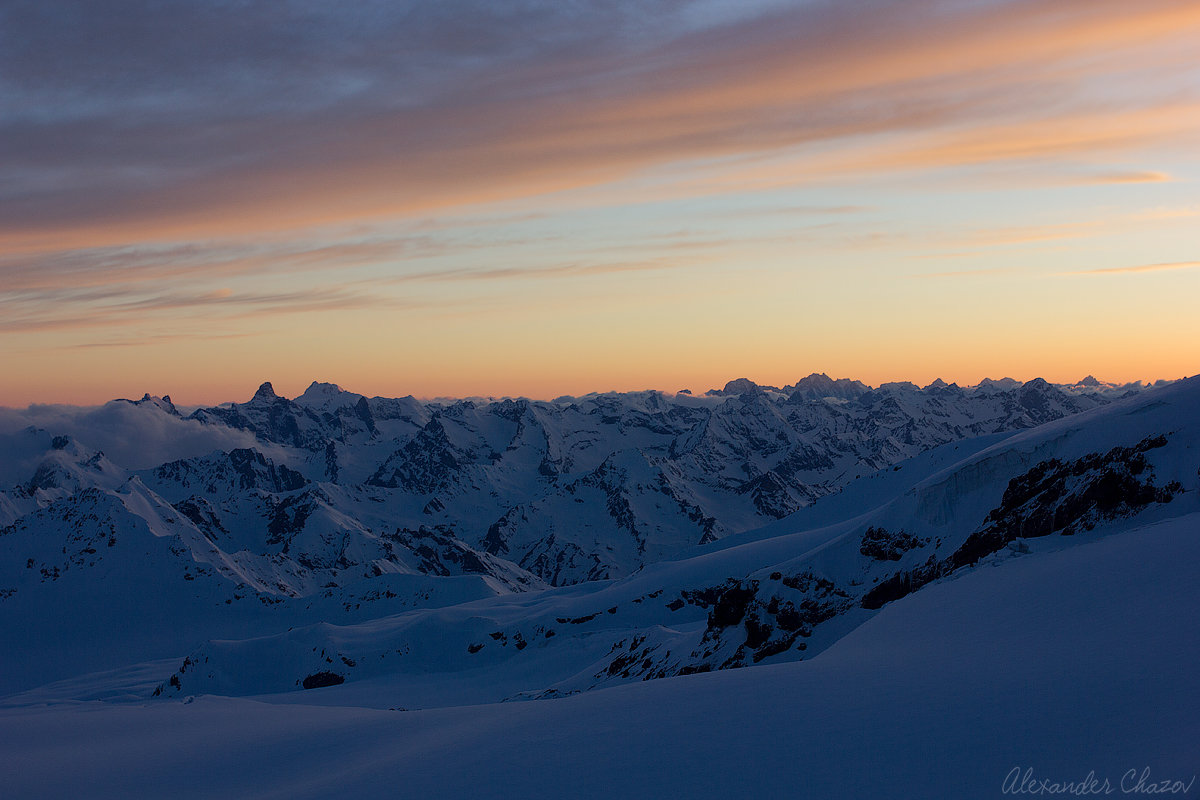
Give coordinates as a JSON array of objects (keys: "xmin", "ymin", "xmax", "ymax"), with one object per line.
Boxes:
[{"xmin": 3, "ymin": 512, "xmax": 1196, "ymax": 798}]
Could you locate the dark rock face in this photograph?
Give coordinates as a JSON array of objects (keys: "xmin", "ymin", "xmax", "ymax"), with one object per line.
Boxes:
[
  {"xmin": 352, "ymin": 397, "xmax": 377, "ymax": 435},
  {"xmin": 387, "ymin": 526, "xmax": 496, "ymax": 578},
  {"xmin": 601, "ymin": 571, "xmax": 856, "ymax": 678},
  {"xmin": 26, "ymin": 462, "xmax": 62, "ymax": 492},
  {"xmin": 519, "ymin": 535, "xmax": 608, "ymax": 586},
  {"xmin": 707, "ymin": 377, "xmax": 763, "ymax": 396},
  {"xmin": 301, "ymin": 671, "xmax": 344, "ymax": 690},
  {"xmin": 227, "ymin": 449, "xmax": 308, "ymax": 494},
  {"xmin": 175, "ymin": 497, "xmax": 228, "ymax": 538},
  {"xmin": 191, "ymin": 389, "xmax": 326, "ymax": 451},
  {"xmin": 861, "ymin": 556, "xmax": 942, "ymax": 611},
  {"xmin": 862, "ymin": 433, "xmax": 1181, "ymax": 611},
  {"xmin": 367, "ymin": 417, "xmax": 465, "ymax": 493},
  {"xmin": 266, "ymin": 493, "xmax": 317, "ymax": 550},
  {"xmin": 951, "ymin": 434, "xmax": 1177, "ymax": 568},
  {"xmin": 859, "ymin": 526, "xmax": 928, "ymax": 561},
  {"xmin": 737, "ymin": 471, "xmax": 804, "ymax": 519},
  {"xmin": 708, "ymin": 584, "xmax": 758, "ymax": 628},
  {"xmin": 150, "ymin": 449, "xmax": 308, "ymax": 497},
  {"xmin": 786, "ymin": 373, "xmax": 870, "ymax": 402}
]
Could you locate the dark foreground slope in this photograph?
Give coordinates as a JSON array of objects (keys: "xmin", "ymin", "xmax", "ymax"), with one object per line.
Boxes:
[{"xmin": 2, "ymin": 510, "xmax": 1195, "ymax": 799}]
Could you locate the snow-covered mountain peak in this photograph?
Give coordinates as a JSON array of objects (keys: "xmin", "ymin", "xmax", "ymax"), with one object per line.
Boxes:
[
  {"xmin": 295, "ymin": 381, "xmax": 365, "ymax": 412},
  {"xmin": 976, "ymin": 376, "xmax": 1020, "ymax": 391},
  {"xmin": 116, "ymin": 393, "xmax": 180, "ymax": 416},
  {"xmin": 710, "ymin": 377, "xmax": 766, "ymax": 396}
]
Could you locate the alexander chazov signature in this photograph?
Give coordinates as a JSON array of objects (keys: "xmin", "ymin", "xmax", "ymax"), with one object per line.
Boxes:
[{"xmin": 1003, "ymin": 767, "xmax": 1196, "ymax": 795}]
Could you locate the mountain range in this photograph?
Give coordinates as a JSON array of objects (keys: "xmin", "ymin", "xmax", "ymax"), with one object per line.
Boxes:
[{"xmin": 1, "ymin": 373, "xmax": 1195, "ymax": 797}]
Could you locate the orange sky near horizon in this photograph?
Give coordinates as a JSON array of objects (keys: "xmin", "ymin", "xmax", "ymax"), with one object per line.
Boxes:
[{"xmin": 1, "ymin": 0, "xmax": 1198, "ymax": 407}]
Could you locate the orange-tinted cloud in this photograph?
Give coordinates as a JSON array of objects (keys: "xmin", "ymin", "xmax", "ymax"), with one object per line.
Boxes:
[
  {"xmin": 0, "ymin": 285, "xmax": 409, "ymax": 334},
  {"xmin": 1081, "ymin": 171, "xmax": 1173, "ymax": 185},
  {"xmin": 1075, "ymin": 260, "xmax": 1200, "ymax": 276},
  {"xmin": 3, "ymin": 0, "xmax": 1199, "ymax": 253}
]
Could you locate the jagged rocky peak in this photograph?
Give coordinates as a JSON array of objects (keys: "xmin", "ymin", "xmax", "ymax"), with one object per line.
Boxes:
[
  {"xmin": 787, "ymin": 373, "xmax": 869, "ymax": 401},
  {"xmin": 877, "ymin": 381, "xmax": 920, "ymax": 393},
  {"xmin": 924, "ymin": 378, "xmax": 948, "ymax": 390},
  {"xmin": 489, "ymin": 397, "xmax": 529, "ymax": 421},
  {"xmin": 252, "ymin": 381, "xmax": 278, "ymax": 402},
  {"xmin": 113, "ymin": 393, "xmax": 180, "ymax": 415},
  {"xmin": 1018, "ymin": 377, "xmax": 1052, "ymax": 397},
  {"xmin": 1017, "ymin": 377, "xmax": 1058, "ymax": 415},
  {"xmin": 296, "ymin": 381, "xmax": 364, "ymax": 411},
  {"xmin": 724, "ymin": 377, "xmax": 760, "ymax": 394},
  {"xmin": 793, "ymin": 372, "xmax": 835, "ymax": 391},
  {"xmin": 301, "ymin": 380, "xmax": 343, "ymax": 396},
  {"xmin": 139, "ymin": 393, "xmax": 179, "ymax": 415},
  {"xmin": 708, "ymin": 377, "xmax": 773, "ymax": 396},
  {"xmin": 1078, "ymin": 375, "xmax": 1101, "ymax": 387}
]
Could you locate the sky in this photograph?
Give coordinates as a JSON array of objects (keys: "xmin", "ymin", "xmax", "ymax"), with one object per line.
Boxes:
[{"xmin": 2, "ymin": 0, "xmax": 1198, "ymax": 406}]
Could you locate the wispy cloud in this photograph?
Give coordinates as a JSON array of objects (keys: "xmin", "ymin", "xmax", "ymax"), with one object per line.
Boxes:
[
  {"xmin": 3, "ymin": 0, "xmax": 1198, "ymax": 250},
  {"xmin": 910, "ymin": 267, "xmax": 1027, "ymax": 279},
  {"xmin": 1078, "ymin": 170, "xmax": 1173, "ymax": 185},
  {"xmin": 63, "ymin": 331, "xmax": 260, "ymax": 350},
  {"xmin": 916, "ymin": 204, "xmax": 1199, "ymax": 253},
  {"xmin": 954, "ymin": 220, "xmax": 1107, "ymax": 248},
  {"xmin": 0, "ymin": 285, "xmax": 410, "ymax": 334},
  {"xmin": 1073, "ymin": 260, "xmax": 1200, "ymax": 276},
  {"xmin": 0, "ymin": 235, "xmax": 453, "ymax": 293}
]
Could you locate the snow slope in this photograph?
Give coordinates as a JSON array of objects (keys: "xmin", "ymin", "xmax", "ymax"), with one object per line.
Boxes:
[{"xmin": 3, "ymin": 511, "xmax": 1195, "ymax": 799}]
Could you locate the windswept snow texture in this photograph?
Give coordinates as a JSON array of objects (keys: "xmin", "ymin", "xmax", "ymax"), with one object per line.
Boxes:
[{"xmin": 1, "ymin": 374, "xmax": 1197, "ymax": 797}]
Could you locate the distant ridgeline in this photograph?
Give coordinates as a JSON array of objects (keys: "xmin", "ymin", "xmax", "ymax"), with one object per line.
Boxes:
[{"xmin": 0, "ymin": 374, "xmax": 1158, "ymax": 592}]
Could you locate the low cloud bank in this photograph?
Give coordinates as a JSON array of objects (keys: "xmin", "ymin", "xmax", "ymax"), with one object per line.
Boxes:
[{"xmin": 0, "ymin": 401, "xmax": 262, "ymax": 474}]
